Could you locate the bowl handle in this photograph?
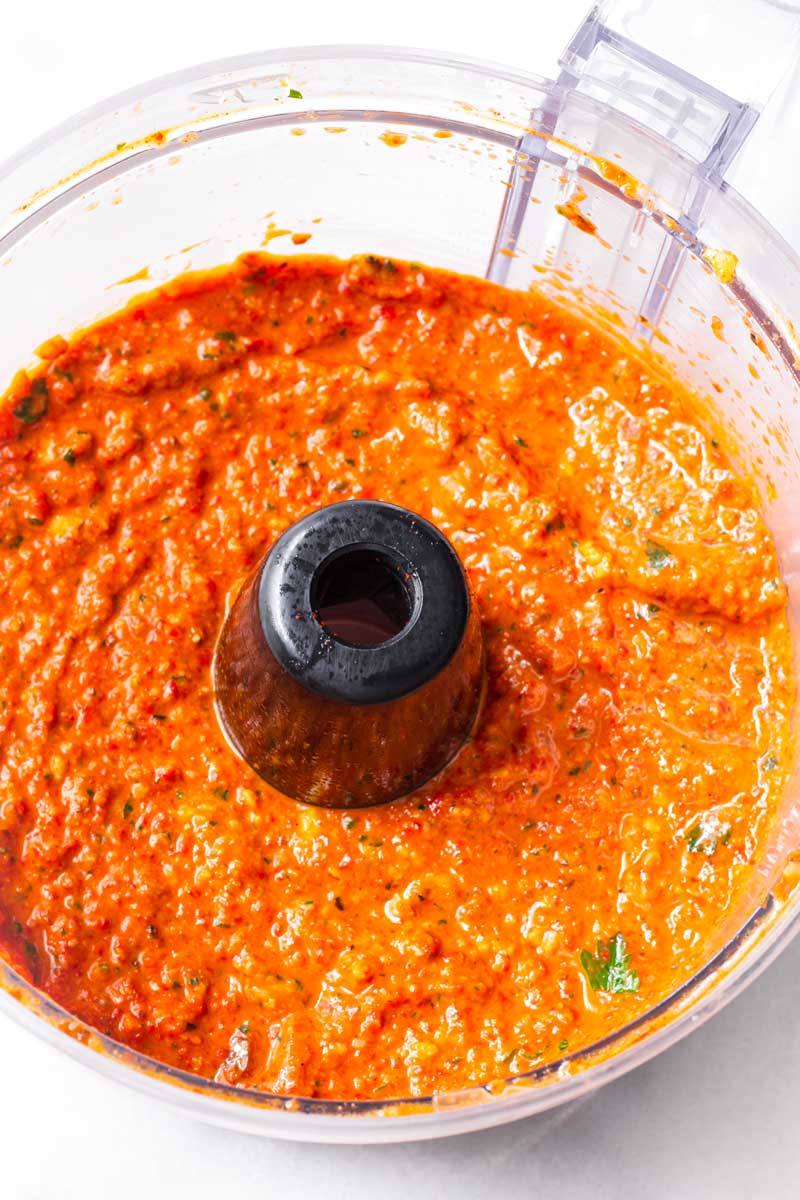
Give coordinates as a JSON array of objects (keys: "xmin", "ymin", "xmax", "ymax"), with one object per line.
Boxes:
[
  {"xmin": 559, "ymin": 0, "xmax": 800, "ymax": 181},
  {"xmin": 487, "ymin": 0, "xmax": 800, "ymax": 317}
]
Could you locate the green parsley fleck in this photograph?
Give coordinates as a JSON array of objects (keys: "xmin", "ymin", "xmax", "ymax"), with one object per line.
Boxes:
[
  {"xmin": 633, "ymin": 600, "xmax": 660, "ymax": 620},
  {"xmin": 580, "ymin": 933, "xmax": 639, "ymax": 994},
  {"xmin": 645, "ymin": 540, "xmax": 671, "ymax": 571},
  {"xmin": 13, "ymin": 378, "xmax": 49, "ymax": 425},
  {"xmin": 365, "ymin": 255, "xmax": 397, "ymax": 273},
  {"xmin": 685, "ymin": 820, "xmax": 731, "ymax": 855}
]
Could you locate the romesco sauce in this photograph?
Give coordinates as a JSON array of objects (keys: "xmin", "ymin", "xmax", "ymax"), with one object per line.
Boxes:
[{"xmin": 0, "ymin": 254, "xmax": 792, "ymax": 1099}]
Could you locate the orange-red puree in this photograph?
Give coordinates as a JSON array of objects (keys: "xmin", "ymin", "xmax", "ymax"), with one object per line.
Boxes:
[{"xmin": 0, "ymin": 254, "xmax": 792, "ymax": 1099}]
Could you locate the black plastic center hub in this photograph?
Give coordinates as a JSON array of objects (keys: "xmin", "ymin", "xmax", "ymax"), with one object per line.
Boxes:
[
  {"xmin": 258, "ymin": 500, "xmax": 469, "ymax": 705},
  {"xmin": 213, "ymin": 499, "xmax": 484, "ymax": 808}
]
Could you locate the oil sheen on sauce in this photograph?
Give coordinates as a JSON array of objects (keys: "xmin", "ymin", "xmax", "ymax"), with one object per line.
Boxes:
[{"xmin": 0, "ymin": 254, "xmax": 792, "ymax": 1100}]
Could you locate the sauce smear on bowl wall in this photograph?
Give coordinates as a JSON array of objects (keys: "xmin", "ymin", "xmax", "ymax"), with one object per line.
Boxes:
[{"xmin": 0, "ymin": 254, "xmax": 791, "ymax": 1099}]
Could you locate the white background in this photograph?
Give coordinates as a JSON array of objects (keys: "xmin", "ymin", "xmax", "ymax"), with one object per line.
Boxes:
[{"xmin": 3, "ymin": 3, "xmax": 800, "ymax": 1197}]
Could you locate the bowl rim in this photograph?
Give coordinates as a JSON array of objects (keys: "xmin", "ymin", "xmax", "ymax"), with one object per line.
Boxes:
[{"xmin": 0, "ymin": 41, "xmax": 554, "ymax": 182}]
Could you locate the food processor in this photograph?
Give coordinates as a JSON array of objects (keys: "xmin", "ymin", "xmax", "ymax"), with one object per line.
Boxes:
[{"xmin": 1, "ymin": 0, "xmax": 800, "ymax": 1143}]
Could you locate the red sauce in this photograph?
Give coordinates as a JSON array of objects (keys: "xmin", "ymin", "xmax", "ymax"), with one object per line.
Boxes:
[{"xmin": 0, "ymin": 254, "xmax": 792, "ymax": 1099}]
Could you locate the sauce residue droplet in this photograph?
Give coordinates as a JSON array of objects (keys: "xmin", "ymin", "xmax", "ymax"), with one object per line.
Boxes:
[
  {"xmin": 262, "ymin": 223, "xmax": 293, "ymax": 247},
  {"xmin": 595, "ymin": 157, "xmax": 640, "ymax": 199},
  {"xmin": 555, "ymin": 200, "xmax": 597, "ymax": 237},
  {"xmin": 702, "ymin": 247, "xmax": 738, "ymax": 285},
  {"xmin": 110, "ymin": 266, "xmax": 151, "ymax": 287}
]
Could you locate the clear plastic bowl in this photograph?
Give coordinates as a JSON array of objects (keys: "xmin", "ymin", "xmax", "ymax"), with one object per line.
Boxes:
[{"xmin": 1, "ymin": 32, "xmax": 799, "ymax": 1143}]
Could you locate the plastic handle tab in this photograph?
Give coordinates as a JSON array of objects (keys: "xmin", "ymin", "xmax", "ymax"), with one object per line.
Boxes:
[{"xmin": 560, "ymin": 0, "xmax": 800, "ymax": 180}]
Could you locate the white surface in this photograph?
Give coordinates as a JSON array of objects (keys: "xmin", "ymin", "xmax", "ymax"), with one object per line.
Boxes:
[
  {"xmin": 2, "ymin": 2, "xmax": 800, "ymax": 1196},
  {"xmin": 3, "ymin": 936, "xmax": 800, "ymax": 1199}
]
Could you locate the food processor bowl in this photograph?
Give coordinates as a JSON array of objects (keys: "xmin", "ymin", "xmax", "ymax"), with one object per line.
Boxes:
[{"xmin": 2, "ymin": 0, "xmax": 800, "ymax": 1142}]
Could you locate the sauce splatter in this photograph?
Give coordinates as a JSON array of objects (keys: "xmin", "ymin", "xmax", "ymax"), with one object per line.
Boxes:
[{"xmin": 703, "ymin": 247, "xmax": 739, "ymax": 285}]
